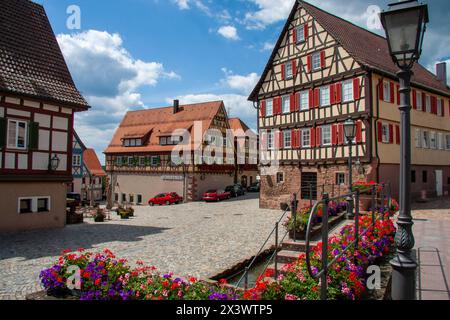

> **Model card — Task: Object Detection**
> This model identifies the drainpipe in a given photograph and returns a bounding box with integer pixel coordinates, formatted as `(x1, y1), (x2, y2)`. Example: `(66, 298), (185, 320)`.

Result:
(374, 78), (382, 183)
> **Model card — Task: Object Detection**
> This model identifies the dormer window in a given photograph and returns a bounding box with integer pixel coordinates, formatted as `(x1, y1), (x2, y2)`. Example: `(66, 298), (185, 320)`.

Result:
(160, 136), (182, 146)
(123, 138), (142, 147)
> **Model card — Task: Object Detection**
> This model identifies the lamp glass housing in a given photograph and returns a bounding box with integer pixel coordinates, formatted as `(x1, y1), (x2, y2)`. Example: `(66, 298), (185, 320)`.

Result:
(344, 119), (356, 141)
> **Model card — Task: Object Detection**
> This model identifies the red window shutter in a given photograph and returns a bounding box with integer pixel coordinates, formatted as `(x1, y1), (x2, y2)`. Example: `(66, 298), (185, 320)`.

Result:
(412, 90), (417, 109)
(290, 94), (296, 113)
(309, 89), (314, 109)
(422, 93), (426, 112)
(330, 84), (336, 105)
(293, 28), (297, 44)
(356, 121), (363, 143)
(298, 129), (302, 147)
(314, 88), (320, 108)
(336, 82), (342, 104)
(311, 128), (316, 147)
(291, 129), (296, 148)
(260, 100), (266, 117)
(304, 24), (309, 38)
(338, 124), (344, 145)
(377, 122), (383, 142)
(431, 97), (437, 114)
(390, 82), (395, 103)
(307, 55), (312, 72)
(292, 60), (297, 79)
(395, 125), (400, 145)
(389, 124), (394, 144)
(320, 51), (325, 68)
(332, 125), (338, 145)
(379, 82), (384, 101)
(353, 78), (361, 100)
(281, 64), (285, 80)
(277, 97), (282, 114)
(278, 131), (283, 149)
(316, 127), (322, 146)
(396, 84), (400, 105)
(273, 97), (278, 114)
(295, 93), (300, 111)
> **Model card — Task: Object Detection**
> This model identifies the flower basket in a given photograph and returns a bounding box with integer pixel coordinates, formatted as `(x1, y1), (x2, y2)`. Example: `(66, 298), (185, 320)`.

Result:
(358, 196), (372, 212)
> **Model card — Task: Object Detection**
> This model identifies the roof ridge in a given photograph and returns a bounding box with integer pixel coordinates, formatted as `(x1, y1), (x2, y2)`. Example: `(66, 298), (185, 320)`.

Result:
(126, 100), (224, 114)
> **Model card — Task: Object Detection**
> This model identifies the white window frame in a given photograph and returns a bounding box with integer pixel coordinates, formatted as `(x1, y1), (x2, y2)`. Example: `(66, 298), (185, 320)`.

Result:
(285, 62), (293, 79)
(437, 99), (443, 116)
(18, 196), (51, 214)
(422, 131), (429, 149)
(267, 131), (274, 150)
(282, 95), (290, 114)
(276, 172), (285, 184)
(320, 86), (330, 107)
(321, 125), (332, 146)
(300, 90), (309, 111)
(383, 81), (391, 103)
(416, 91), (423, 111)
(266, 99), (274, 117)
(297, 25), (305, 43)
(124, 139), (130, 147)
(382, 124), (390, 144)
(302, 129), (310, 148)
(151, 156), (160, 166)
(430, 132), (437, 149)
(438, 133), (444, 150)
(342, 80), (354, 103)
(72, 154), (81, 166)
(283, 131), (292, 149)
(312, 52), (321, 71)
(7, 119), (28, 150)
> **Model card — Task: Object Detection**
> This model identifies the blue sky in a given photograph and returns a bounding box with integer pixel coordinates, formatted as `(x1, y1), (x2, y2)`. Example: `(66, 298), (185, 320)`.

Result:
(35, 0), (450, 163)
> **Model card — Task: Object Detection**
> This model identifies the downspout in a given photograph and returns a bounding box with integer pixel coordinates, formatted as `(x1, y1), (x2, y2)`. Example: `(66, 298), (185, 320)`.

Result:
(374, 77), (382, 183)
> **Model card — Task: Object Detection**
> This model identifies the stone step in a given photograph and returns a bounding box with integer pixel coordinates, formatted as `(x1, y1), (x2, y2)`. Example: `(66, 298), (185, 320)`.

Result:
(266, 263), (290, 275)
(276, 250), (303, 264)
(282, 240), (317, 252)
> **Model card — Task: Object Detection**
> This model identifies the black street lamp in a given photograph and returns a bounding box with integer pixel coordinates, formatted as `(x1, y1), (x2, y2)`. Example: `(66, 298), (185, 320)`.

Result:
(48, 154), (60, 171)
(380, 0), (429, 300)
(344, 117), (356, 219)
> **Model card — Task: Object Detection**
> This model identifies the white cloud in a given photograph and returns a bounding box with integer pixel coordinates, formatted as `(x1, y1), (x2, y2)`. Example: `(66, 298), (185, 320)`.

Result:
(57, 29), (179, 159)
(173, 0), (189, 10)
(222, 68), (259, 95)
(218, 25), (240, 40)
(262, 41), (275, 51)
(244, 0), (295, 29)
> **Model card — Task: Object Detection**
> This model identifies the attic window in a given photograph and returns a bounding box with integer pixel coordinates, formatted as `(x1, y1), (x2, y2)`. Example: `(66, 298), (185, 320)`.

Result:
(160, 136), (182, 146)
(123, 139), (142, 147)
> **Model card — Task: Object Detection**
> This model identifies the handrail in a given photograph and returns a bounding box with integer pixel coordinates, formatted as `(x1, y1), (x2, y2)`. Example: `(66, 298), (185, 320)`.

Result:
(304, 183), (391, 300)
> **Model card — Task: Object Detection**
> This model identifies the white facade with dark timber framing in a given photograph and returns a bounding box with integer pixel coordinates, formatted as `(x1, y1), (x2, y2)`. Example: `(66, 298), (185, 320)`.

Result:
(250, 0), (450, 209)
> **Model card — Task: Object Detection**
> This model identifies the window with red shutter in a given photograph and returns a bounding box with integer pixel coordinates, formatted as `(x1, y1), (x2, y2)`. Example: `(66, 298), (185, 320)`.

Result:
(320, 51), (325, 68)
(338, 124), (344, 145)
(292, 28), (297, 44)
(395, 125), (400, 145)
(390, 82), (395, 104)
(396, 84), (400, 105)
(314, 88), (320, 108)
(353, 78), (361, 100)
(389, 124), (394, 143)
(290, 94), (296, 113)
(412, 90), (417, 109)
(332, 125), (338, 145)
(330, 84), (336, 105)
(307, 55), (312, 72)
(281, 64), (285, 80)
(292, 60), (297, 79)
(304, 24), (309, 38)
(260, 100), (266, 117)
(336, 82), (342, 104)
(295, 93), (300, 112)
(309, 89), (314, 109)
(379, 82), (384, 101)
(377, 122), (383, 142)
(316, 127), (322, 147)
(356, 121), (363, 143)
(311, 128), (316, 147)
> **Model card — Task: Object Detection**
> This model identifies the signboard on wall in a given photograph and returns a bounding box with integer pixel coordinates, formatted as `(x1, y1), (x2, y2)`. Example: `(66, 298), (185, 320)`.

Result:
(162, 175), (184, 181)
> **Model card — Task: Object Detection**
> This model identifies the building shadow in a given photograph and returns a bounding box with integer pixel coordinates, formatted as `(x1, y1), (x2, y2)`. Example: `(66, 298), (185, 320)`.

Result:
(0, 223), (170, 261)
(412, 196), (450, 211)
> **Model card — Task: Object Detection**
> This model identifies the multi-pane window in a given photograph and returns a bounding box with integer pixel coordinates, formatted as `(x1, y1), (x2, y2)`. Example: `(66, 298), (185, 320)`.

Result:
(312, 52), (321, 70)
(415, 129), (421, 148)
(422, 131), (429, 149)
(124, 139), (142, 147)
(18, 197), (50, 214)
(139, 157), (146, 166)
(285, 62), (293, 79)
(7, 119), (27, 150)
(302, 129), (310, 148)
(321, 126), (332, 146)
(72, 155), (81, 166)
(425, 95), (431, 113)
(300, 91), (309, 111)
(266, 99), (274, 116)
(430, 132), (437, 149)
(342, 80), (354, 102)
(301, 172), (317, 200)
(437, 99), (443, 116)
(283, 131), (292, 149)
(382, 124), (390, 143)
(276, 172), (285, 184)
(297, 25), (305, 43)
(320, 86), (330, 107)
(151, 156), (160, 166)
(116, 156), (123, 166)
(19, 199), (32, 214)
(137, 195), (143, 205)
(267, 131), (274, 150)
(336, 173), (346, 185)
(416, 92), (423, 111)
(383, 81), (391, 102)
(37, 198), (50, 212)
(282, 95), (290, 113)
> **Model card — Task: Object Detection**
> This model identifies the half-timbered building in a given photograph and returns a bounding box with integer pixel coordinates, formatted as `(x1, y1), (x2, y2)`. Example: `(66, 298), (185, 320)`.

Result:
(0, 0), (89, 232)
(249, 0), (450, 209)
(105, 100), (258, 204)
(70, 131), (87, 196)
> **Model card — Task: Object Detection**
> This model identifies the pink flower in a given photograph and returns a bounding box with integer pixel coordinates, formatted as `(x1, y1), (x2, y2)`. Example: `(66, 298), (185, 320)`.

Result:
(285, 294), (299, 300)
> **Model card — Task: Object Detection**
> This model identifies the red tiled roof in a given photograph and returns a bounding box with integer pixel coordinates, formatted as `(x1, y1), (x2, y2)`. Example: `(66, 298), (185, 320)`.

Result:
(83, 149), (106, 177)
(104, 101), (225, 154)
(249, 0), (450, 101)
(0, 0), (89, 109)
(228, 118), (251, 133)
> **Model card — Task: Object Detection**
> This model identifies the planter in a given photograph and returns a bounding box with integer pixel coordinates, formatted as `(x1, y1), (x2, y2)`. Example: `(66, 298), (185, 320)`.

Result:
(358, 196), (373, 211)
(288, 212), (346, 241)
(94, 216), (105, 223)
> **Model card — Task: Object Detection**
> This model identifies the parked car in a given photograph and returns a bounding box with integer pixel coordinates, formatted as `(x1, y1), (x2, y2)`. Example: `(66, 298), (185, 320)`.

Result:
(148, 193), (183, 206)
(67, 193), (82, 207)
(225, 184), (246, 198)
(247, 182), (260, 193)
(203, 190), (231, 202)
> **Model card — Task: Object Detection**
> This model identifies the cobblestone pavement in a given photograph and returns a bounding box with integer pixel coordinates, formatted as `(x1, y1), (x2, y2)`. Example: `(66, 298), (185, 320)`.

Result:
(0, 194), (281, 300)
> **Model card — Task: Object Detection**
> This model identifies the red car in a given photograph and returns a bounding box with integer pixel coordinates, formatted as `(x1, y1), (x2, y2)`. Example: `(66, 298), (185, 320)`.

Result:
(148, 193), (183, 206)
(203, 190), (231, 202)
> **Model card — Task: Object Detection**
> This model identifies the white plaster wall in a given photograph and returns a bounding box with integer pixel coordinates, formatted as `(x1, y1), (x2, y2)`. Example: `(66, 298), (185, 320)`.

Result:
(53, 116), (68, 130)
(34, 114), (51, 128)
(38, 129), (50, 151)
(32, 152), (49, 170)
(18, 154), (28, 170)
(5, 153), (15, 169)
(52, 131), (68, 152)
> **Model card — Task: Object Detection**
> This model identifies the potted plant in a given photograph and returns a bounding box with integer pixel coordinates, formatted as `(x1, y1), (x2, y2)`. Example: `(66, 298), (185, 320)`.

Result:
(94, 208), (105, 223)
(119, 210), (130, 220)
(284, 208), (311, 240)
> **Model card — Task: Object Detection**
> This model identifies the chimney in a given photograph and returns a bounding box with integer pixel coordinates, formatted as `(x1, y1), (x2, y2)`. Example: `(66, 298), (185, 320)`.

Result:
(436, 62), (447, 86)
(173, 99), (180, 114)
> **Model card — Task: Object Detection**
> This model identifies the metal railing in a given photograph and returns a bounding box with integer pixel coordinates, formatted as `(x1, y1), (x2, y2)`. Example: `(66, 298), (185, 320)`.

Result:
(305, 183), (392, 300)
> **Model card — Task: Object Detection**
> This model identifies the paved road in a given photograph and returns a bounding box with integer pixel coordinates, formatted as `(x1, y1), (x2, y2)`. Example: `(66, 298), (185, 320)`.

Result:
(0, 193), (281, 300)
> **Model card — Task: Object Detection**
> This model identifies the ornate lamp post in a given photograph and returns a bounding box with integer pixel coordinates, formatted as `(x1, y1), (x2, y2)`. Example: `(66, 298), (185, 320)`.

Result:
(380, 0), (429, 300)
(48, 154), (60, 171)
(343, 117), (356, 219)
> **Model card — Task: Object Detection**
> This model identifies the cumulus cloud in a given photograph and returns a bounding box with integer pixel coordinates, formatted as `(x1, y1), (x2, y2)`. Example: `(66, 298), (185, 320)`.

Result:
(262, 41), (275, 51)
(173, 0), (189, 10)
(244, 0), (296, 29)
(218, 26), (240, 40)
(221, 68), (259, 95)
(57, 29), (178, 160)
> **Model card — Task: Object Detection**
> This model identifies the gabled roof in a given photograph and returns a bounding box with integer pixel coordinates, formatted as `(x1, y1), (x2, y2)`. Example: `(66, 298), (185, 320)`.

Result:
(83, 149), (106, 177)
(104, 101), (226, 154)
(0, 0), (89, 109)
(228, 118), (251, 133)
(249, 0), (450, 101)
(73, 130), (87, 151)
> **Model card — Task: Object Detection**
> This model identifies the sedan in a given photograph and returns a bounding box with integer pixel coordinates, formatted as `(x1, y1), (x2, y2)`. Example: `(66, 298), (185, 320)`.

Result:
(247, 182), (260, 193)
(225, 185), (246, 198)
(148, 193), (183, 206)
(203, 190), (231, 202)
